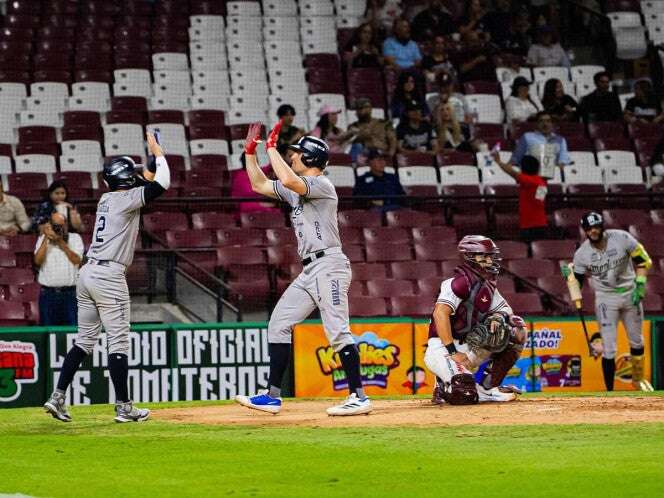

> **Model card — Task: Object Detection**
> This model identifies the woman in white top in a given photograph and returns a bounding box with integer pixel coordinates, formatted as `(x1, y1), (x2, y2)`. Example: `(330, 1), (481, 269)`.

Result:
(505, 76), (539, 123)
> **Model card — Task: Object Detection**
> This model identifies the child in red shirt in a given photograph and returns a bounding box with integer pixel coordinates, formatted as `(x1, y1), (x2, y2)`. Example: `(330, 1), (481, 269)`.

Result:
(493, 154), (549, 242)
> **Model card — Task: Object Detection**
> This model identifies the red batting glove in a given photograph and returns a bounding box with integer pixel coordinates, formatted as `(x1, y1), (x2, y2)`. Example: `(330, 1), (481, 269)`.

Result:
(244, 122), (262, 155)
(265, 120), (283, 150)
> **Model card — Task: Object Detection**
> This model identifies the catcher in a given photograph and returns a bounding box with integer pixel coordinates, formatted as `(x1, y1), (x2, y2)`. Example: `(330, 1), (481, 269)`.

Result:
(424, 235), (527, 405)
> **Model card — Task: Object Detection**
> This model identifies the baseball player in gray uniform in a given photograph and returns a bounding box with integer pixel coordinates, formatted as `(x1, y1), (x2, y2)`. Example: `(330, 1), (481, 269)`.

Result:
(570, 211), (653, 391)
(44, 132), (170, 422)
(235, 120), (372, 416)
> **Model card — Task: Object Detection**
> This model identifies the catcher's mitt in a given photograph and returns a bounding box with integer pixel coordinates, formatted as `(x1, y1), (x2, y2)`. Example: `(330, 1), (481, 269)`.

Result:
(466, 314), (511, 353)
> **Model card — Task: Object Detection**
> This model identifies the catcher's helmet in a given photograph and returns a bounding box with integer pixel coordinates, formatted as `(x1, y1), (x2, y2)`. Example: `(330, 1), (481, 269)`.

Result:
(288, 136), (329, 168)
(458, 235), (502, 275)
(580, 211), (603, 230)
(102, 156), (144, 191)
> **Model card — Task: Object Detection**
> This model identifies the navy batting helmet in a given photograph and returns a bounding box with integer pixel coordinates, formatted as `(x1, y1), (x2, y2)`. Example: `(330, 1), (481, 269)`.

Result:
(102, 156), (144, 191)
(580, 211), (603, 230)
(288, 136), (329, 169)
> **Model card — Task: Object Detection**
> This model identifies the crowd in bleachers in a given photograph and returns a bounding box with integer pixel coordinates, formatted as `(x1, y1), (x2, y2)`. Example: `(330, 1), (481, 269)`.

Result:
(0, 0), (663, 321)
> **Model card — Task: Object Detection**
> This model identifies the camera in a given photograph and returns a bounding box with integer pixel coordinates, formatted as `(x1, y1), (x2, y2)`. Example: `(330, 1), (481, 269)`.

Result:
(51, 223), (64, 237)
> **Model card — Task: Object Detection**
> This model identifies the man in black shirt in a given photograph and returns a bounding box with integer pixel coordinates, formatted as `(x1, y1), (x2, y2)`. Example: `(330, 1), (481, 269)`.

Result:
(353, 148), (406, 211)
(579, 71), (622, 123)
(396, 100), (437, 153)
(412, 0), (455, 42)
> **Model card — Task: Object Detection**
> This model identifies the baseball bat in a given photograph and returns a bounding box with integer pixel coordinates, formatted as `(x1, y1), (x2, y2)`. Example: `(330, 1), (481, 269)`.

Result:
(561, 262), (595, 358)
(153, 128), (161, 145)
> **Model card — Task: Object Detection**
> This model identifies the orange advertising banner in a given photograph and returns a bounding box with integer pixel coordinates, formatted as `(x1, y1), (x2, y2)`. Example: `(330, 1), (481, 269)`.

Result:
(293, 322), (421, 397)
(505, 320), (652, 392)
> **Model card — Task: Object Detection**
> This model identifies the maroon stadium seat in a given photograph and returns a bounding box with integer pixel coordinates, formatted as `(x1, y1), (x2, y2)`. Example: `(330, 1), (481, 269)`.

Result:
(501, 293), (545, 315)
(437, 150), (475, 166)
(464, 80), (500, 95)
(8, 173), (48, 194)
(389, 296), (433, 317)
(339, 226), (363, 245)
(554, 208), (590, 237)
(142, 212), (189, 233)
(348, 281), (367, 297)
(0, 249), (17, 267)
(111, 96), (148, 113)
(189, 125), (228, 140)
(182, 170), (228, 189)
(588, 121), (625, 139)
(385, 209), (433, 228)
(594, 136), (632, 152)
(396, 152), (435, 167)
(240, 211), (286, 229)
(338, 209), (382, 228)
(105, 110), (146, 126)
(0, 267), (35, 284)
(7, 282), (40, 302)
(63, 111), (102, 128)
(601, 209), (651, 230)
(390, 260), (439, 280)
(216, 246), (265, 266)
(417, 277), (443, 299)
(16, 142), (59, 156)
(414, 242), (459, 261)
(18, 126), (57, 144)
(165, 230), (214, 248)
(366, 279), (415, 298)
(349, 296), (388, 317)
(190, 155), (228, 171)
(362, 227), (411, 245)
(148, 110), (185, 124)
(343, 243), (365, 262)
(411, 225), (457, 244)
(450, 213), (488, 236)
(507, 259), (556, 278)
(192, 212), (236, 230)
(216, 228), (264, 247)
(366, 243), (412, 262)
(530, 240), (577, 260)
(189, 110), (225, 128)
(0, 301), (29, 326)
(352, 263), (388, 280)
(642, 293), (662, 314)
(494, 240), (528, 260)
(536, 276), (568, 297)
(266, 245), (300, 265)
(328, 153), (352, 166)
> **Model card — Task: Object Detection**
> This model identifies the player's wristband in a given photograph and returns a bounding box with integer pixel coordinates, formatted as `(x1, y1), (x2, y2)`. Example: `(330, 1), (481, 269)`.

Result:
(444, 342), (457, 355)
(635, 275), (647, 285)
(244, 140), (258, 155)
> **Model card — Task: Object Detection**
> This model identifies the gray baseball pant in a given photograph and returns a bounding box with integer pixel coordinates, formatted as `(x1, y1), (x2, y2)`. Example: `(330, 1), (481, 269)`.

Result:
(595, 291), (644, 360)
(268, 253), (355, 352)
(74, 261), (131, 355)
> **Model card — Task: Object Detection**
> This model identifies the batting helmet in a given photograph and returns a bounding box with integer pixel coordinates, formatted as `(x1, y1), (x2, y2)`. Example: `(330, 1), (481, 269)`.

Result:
(458, 235), (502, 275)
(288, 136), (329, 169)
(102, 156), (145, 191)
(580, 211), (603, 230)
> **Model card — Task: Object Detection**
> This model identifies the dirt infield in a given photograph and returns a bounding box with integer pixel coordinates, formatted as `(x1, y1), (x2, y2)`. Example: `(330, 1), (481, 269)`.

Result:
(154, 396), (664, 427)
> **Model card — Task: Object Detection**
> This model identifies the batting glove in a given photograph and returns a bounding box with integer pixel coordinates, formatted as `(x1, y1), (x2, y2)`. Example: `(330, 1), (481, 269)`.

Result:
(244, 122), (262, 155)
(632, 275), (647, 305)
(266, 120), (283, 150)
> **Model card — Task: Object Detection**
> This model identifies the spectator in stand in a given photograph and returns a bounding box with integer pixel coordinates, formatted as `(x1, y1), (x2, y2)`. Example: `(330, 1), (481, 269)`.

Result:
(541, 78), (578, 122)
(579, 71), (622, 123)
(348, 97), (397, 162)
(481, 0), (514, 48)
(366, 0), (403, 35)
(435, 102), (469, 150)
(382, 17), (422, 70)
(231, 152), (280, 215)
(493, 154), (550, 242)
(527, 26), (570, 67)
(276, 104), (305, 147)
(346, 22), (383, 68)
(650, 134), (664, 184)
(31, 180), (83, 234)
(411, 0), (455, 41)
(353, 148), (406, 211)
(624, 79), (664, 124)
(500, 9), (532, 57)
(458, 0), (489, 40)
(505, 76), (540, 123)
(421, 35), (457, 84)
(453, 30), (496, 83)
(0, 183), (30, 237)
(34, 212), (83, 326)
(396, 100), (438, 153)
(511, 111), (571, 179)
(431, 71), (470, 127)
(390, 71), (428, 119)
(309, 105), (356, 153)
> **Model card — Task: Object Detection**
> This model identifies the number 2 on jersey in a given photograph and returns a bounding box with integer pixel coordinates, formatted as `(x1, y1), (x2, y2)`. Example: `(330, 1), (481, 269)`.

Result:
(95, 216), (106, 243)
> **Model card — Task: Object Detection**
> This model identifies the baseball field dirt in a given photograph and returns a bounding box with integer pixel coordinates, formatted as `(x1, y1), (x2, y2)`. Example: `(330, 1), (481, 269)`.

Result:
(154, 396), (664, 427)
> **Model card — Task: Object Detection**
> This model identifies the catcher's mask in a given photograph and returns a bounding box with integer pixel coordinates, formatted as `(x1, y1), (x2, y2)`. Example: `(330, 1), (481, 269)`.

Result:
(457, 235), (502, 276)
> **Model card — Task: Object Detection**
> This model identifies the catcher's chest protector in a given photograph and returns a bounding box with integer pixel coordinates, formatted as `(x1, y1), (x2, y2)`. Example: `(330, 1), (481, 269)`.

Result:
(428, 264), (496, 340)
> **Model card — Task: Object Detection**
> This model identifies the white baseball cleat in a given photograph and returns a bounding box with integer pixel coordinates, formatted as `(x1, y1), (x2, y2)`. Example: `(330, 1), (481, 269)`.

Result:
(476, 385), (517, 402)
(326, 393), (373, 416)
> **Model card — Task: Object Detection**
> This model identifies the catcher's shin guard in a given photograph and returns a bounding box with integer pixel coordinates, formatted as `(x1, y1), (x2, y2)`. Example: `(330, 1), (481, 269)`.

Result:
(631, 355), (654, 392)
(444, 374), (479, 405)
(481, 345), (521, 389)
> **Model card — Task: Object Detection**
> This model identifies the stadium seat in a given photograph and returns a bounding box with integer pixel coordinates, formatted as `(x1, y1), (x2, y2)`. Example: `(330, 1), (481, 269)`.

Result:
(366, 243), (412, 262)
(602, 209), (651, 229)
(192, 212), (237, 230)
(165, 230), (215, 248)
(349, 296), (388, 317)
(411, 226), (457, 244)
(501, 293), (545, 315)
(508, 259), (557, 278)
(530, 240), (577, 260)
(338, 210), (382, 228)
(389, 296), (433, 317)
(143, 212), (189, 234)
(414, 242), (460, 262)
(390, 261), (439, 280)
(366, 279), (416, 298)
(216, 228), (264, 247)
(362, 227), (411, 245)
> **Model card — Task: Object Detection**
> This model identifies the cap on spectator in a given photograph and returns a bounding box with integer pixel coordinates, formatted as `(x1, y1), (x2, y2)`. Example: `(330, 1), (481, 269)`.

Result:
(367, 148), (385, 160)
(511, 76), (531, 92)
(353, 97), (372, 110)
(437, 71), (454, 87)
(404, 99), (420, 112)
(317, 104), (342, 117)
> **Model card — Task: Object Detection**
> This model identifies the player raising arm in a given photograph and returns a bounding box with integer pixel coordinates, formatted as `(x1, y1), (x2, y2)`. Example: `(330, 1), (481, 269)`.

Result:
(235, 121), (372, 416)
(44, 132), (170, 423)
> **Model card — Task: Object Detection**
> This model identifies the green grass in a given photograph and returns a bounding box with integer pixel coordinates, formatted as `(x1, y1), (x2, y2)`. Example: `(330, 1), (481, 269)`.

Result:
(2, 395), (664, 498)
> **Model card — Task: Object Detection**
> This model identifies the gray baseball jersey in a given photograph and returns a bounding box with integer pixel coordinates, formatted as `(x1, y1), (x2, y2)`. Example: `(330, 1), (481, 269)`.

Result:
(87, 187), (145, 267)
(272, 175), (341, 258)
(268, 175), (354, 352)
(573, 229), (639, 294)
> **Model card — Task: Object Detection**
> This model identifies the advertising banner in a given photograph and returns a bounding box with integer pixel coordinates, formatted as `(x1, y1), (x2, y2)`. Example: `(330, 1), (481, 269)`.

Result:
(293, 322), (421, 397)
(505, 320), (652, 392)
